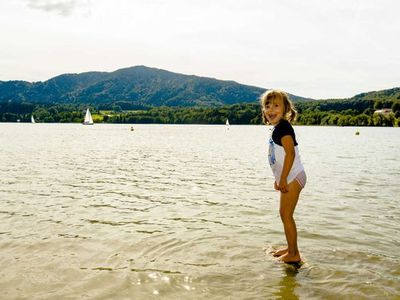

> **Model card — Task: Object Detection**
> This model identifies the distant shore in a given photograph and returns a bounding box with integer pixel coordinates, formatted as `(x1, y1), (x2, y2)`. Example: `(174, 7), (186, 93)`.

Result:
(1, 101), (399, 127)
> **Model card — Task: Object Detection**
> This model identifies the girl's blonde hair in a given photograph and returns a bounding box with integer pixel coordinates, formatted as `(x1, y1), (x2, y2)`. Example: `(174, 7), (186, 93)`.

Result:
(260, 89), (297, 124)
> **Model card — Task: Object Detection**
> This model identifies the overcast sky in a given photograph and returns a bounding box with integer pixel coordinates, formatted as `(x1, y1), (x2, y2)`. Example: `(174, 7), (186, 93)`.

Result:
(1, 0), (399, 99)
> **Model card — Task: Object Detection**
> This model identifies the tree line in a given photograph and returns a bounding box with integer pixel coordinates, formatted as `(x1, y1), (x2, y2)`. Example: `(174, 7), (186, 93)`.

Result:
(1, 98), (399, 126)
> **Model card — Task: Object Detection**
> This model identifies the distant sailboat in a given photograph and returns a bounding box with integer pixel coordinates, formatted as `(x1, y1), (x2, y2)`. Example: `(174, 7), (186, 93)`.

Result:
(83, 108), (94, 125)
(31, 115), (36, 123)
(226, 119), (230, 126)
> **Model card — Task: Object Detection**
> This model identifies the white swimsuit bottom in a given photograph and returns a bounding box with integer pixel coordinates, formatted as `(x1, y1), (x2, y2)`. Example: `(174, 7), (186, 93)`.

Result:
(294, 170), (307, 189)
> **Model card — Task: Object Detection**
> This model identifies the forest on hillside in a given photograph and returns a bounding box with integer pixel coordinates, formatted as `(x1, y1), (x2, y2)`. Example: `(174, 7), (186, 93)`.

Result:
(1, 97), (399, 126)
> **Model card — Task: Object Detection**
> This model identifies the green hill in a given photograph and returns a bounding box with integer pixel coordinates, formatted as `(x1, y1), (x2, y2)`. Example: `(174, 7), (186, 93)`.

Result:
(0, 65), (312, 106)
(349, 87), (400, 102)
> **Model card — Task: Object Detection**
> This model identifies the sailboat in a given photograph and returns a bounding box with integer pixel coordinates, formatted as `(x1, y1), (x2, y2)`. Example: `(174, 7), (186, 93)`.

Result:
(83, 108), (94, 125)
(226, 119), (230, 126)
(31, 115), (36, 123)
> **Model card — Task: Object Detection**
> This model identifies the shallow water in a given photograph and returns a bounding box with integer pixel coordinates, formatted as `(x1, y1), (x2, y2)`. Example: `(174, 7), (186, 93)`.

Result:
(0, 123), (399, 299)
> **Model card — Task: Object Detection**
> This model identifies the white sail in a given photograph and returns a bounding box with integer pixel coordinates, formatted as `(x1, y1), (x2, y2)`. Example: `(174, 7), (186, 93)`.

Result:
(31, 115), (35, 123)
(226, 119), (230, 126)
(83, 108), (94, 125)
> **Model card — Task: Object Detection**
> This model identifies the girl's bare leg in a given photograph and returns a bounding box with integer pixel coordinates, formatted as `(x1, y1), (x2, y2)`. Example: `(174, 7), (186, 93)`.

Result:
(278, 180), (302, 263)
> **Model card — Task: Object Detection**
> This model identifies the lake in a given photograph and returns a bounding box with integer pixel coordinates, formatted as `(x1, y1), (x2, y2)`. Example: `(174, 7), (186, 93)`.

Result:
(0, 123), (399, 299)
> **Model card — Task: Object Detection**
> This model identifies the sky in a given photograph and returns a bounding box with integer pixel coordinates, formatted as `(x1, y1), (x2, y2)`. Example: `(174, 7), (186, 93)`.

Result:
(0, 0), (399, 99)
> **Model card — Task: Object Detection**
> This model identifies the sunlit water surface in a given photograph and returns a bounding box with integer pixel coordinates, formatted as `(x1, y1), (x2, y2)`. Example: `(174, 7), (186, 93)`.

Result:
(0, 123), (399, 299)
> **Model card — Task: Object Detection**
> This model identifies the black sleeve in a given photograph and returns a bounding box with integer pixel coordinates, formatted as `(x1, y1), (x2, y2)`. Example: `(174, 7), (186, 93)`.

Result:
(272, 120), (298, 146)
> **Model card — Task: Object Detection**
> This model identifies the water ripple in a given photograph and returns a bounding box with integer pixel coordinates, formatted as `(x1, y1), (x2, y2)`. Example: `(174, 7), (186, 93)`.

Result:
(0, 124), (399, 299)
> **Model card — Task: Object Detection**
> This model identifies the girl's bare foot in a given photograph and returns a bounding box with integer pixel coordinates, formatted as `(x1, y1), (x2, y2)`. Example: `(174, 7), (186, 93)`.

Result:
(278, 252), (301, 263)
(272, 248), (288, 257)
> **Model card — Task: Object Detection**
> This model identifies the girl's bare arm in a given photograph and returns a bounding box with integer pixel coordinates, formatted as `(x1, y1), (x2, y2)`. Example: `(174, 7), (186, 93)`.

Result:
(279, 135), (296, 193)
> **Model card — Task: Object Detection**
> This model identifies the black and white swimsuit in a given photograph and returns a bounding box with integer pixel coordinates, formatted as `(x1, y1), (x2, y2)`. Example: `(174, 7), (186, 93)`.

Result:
(268, 120), (306, 188)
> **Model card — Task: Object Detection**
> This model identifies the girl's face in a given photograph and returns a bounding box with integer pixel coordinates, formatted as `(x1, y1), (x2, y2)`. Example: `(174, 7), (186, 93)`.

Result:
(264, 98), (285, 125)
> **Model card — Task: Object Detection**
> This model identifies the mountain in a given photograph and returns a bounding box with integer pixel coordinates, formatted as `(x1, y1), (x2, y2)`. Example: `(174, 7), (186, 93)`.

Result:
(349, 87), (400, 102)
(0, 66), (313, 106)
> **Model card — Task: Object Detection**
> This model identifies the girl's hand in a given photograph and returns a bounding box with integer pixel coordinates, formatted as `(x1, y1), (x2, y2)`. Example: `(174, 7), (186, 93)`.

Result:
(278, 178), (289, 193)
(274, 181), (279, 190)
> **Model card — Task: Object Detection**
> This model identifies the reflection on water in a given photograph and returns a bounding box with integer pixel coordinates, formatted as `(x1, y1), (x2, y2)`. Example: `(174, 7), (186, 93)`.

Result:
(0, 124), (399, 299)
(274, 266), (300, 300)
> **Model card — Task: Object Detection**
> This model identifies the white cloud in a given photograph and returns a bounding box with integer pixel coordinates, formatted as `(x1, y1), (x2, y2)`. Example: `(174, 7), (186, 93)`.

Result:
(25, 0), (91, 16)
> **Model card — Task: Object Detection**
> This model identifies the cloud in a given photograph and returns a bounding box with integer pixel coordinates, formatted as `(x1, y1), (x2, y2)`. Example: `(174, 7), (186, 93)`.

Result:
(25, 0), (91, 16)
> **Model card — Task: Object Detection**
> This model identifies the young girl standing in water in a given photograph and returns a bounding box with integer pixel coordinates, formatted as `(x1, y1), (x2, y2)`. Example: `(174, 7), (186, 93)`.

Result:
(261, 90), (306, 263)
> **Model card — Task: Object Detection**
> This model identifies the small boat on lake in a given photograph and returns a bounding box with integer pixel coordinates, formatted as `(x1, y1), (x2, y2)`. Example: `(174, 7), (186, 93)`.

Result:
(83, 108), (94, 125)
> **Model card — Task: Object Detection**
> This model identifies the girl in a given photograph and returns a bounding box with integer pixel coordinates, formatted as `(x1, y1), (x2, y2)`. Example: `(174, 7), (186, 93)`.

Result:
(261, 90), (306, 263)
